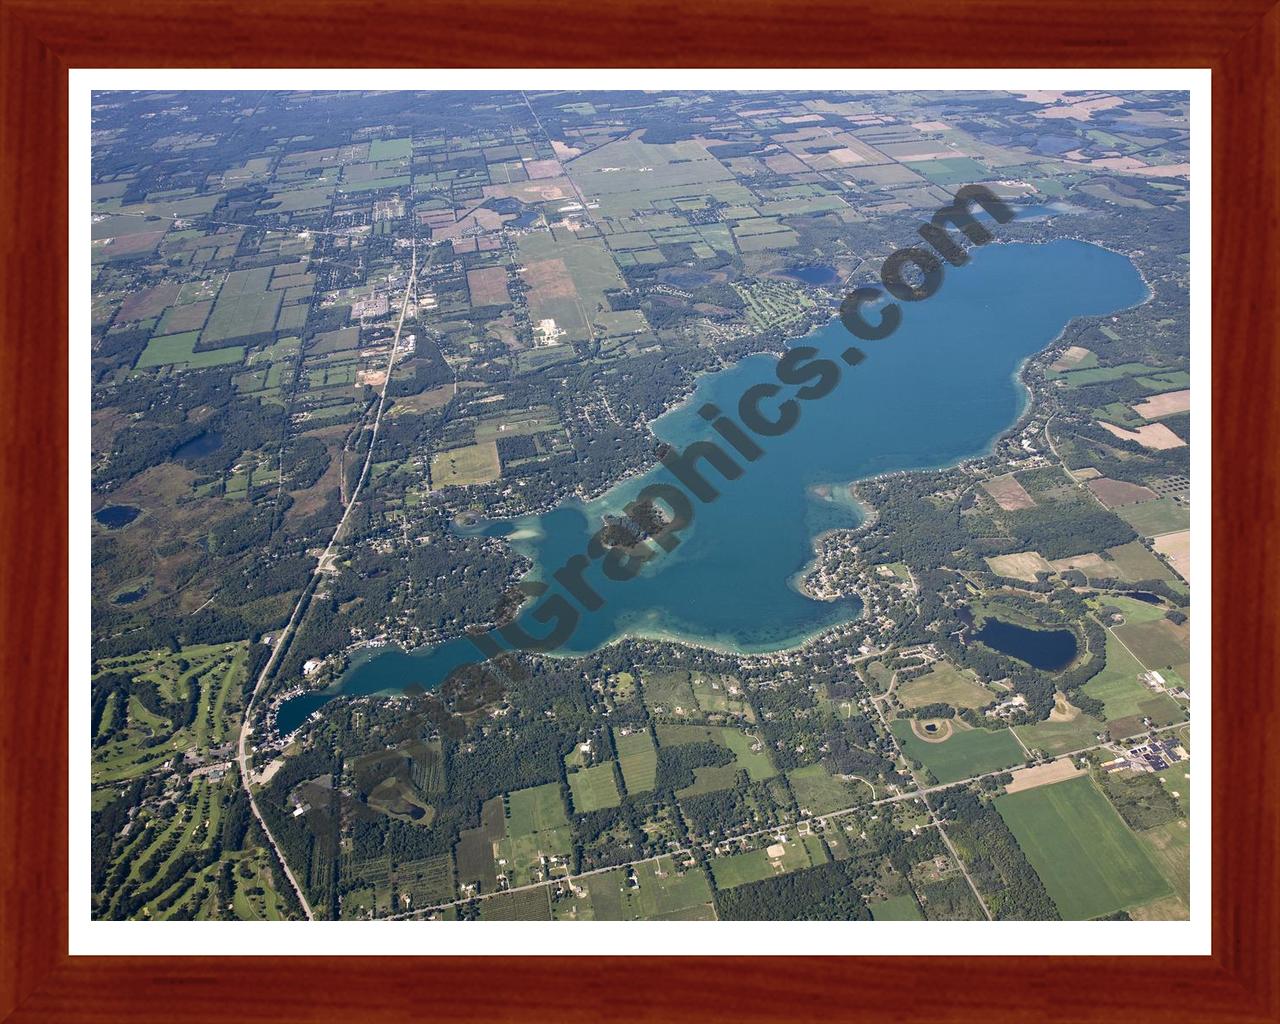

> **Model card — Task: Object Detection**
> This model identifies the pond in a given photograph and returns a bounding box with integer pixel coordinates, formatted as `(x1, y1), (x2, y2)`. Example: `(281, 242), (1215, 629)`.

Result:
(971, 616), (1078, 671)
(94, 505), (141, 529)
(781, 264), (839, 287)
(173, 430), (223, 460)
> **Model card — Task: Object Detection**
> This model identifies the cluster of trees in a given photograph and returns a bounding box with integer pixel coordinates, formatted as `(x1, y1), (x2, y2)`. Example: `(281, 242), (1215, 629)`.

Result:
(714, 858), (872, 921)
(1096, 768), (1184, 831)
(653, 742), (735, 792)
(933, 788), (1059, 920)
(1003, 499), (1137, 561)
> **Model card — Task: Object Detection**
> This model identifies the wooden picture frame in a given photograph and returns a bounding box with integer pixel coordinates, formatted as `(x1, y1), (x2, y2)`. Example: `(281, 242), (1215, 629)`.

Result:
(2, 1), (1275, 1019)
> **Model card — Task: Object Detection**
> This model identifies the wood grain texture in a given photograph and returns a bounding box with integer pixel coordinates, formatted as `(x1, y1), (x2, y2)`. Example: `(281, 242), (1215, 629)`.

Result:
(0, 0), (1276, 1020)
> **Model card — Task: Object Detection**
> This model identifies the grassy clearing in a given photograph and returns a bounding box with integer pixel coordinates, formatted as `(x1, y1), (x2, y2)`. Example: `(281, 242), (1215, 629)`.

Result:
(870, 893), (924, 921)
(656, 722), (775, 787)
(787, 763), (863, 816)
(429, 441), (500, 489)
(891, 720), (1025, 784)
(718, 728), (776, 782)
(897, 662), (993, 710)
(582, 856), (715, 920)
(1080, 630), (1183, 725)
(1014, 709), (1105, 757)
(710, 834), (828, 890)
(1113, 618), (1189, 675)
(996, 776), (1170, 919)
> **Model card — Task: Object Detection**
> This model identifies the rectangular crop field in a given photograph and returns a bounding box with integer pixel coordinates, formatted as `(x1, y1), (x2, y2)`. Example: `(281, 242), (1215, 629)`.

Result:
(981, 474), (1036, 510)
(477, 887), (552, 921)
(985, 551), (1052, 582)
(567, 762), (621, 813)
(613, 728), (657, 794)
(996, 776), (1171, 919)
(455, 795), (504, 893)
(1112, 618), (1190, 675)
(202, 290), (282, 345)
(506, 782), (568, 836)
(430, 441), (500, 489)
(1105, 540), (1176, 582)
(1116, 498), (1191, 537)
(135, 332), (244, 370)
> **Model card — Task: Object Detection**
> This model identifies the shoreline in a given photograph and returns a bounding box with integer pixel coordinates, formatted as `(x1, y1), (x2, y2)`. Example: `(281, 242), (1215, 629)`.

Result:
(316, 237), (1153, 701)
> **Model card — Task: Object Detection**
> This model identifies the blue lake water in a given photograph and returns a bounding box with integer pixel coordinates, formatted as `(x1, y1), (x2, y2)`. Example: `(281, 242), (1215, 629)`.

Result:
(94, 504), (141, 528)
(782, 264), (839, 287)
(275, 239), (1148, 734)
(971, 617), (1079, 671)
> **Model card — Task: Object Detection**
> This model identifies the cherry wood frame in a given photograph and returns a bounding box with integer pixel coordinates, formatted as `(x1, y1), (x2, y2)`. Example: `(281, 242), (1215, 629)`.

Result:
(2, 1), (1276, 1020)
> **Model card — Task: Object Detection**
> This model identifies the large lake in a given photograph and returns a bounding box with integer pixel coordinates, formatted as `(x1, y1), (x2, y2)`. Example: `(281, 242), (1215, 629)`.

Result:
(276, 239), (1148, 734)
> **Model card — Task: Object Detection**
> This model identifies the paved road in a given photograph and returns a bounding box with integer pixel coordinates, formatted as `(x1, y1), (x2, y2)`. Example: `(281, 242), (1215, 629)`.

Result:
(235, 240), (419, 920)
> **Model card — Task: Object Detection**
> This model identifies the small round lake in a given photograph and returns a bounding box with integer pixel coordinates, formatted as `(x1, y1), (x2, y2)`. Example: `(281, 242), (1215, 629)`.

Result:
(173, 430), (223, 460)
(971, 617), (1078, 671)
(94, 505), (141, 529)
(781, 264), (839, 287)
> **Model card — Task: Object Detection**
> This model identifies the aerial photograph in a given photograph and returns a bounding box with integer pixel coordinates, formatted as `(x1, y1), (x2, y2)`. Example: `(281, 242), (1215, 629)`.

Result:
(88, 88), (1192, 924)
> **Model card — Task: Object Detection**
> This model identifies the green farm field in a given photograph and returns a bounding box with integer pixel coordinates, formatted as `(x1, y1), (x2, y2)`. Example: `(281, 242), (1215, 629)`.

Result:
(1104, 540), (1176, 582)
(1081, 629), (1185, 726)
(1014, 707), (1105, 757)
(567, 762), (621, 813)
(996, 776), (1171, 919)
(1116, 498), (1191, 537)
(135, 331), (244, 370)
(430, 441), (501, 489)
(583, 856), (715, 921)
(613, 728), (657, 794)
(710, 834), (827, 890)
(891, 720), (1025, 784)
(506, 782), (568, 835)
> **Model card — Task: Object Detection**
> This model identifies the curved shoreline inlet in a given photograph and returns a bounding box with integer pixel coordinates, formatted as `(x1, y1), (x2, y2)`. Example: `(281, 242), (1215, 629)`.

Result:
(276, 239), (1149, 734)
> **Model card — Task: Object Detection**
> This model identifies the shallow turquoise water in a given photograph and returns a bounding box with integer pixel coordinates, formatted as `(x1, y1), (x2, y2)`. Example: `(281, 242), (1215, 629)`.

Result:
(275, 239), (1147, 733)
